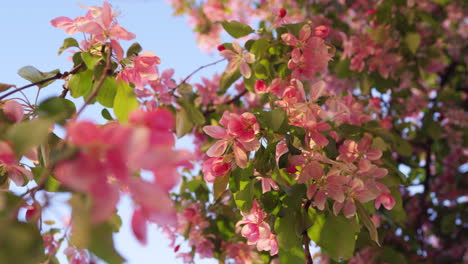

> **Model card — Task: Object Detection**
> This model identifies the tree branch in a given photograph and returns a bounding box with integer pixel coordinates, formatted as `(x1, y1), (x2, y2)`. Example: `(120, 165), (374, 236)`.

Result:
(0, 63), (83, 101)
(176, 58), (226, 89)
(204, 89), (248, 115)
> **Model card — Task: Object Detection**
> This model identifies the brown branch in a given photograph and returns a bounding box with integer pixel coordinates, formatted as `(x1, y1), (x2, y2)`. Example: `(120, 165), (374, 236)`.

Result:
(303, 200), (313, 264)
(204, 89), (248, 115)
(176, 58), (226, 89)
(0, 63), (83, 101)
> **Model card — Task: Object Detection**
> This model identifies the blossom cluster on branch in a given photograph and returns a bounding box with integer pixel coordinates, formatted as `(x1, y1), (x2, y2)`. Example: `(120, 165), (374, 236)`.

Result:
(0, 0), (466, 264)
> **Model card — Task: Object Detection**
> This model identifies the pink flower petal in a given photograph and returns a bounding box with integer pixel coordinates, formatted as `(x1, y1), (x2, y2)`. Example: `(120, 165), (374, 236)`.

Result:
(132, 209), (148, 245)
(203, 126), (227, 139)
(206, 140), (228, 157)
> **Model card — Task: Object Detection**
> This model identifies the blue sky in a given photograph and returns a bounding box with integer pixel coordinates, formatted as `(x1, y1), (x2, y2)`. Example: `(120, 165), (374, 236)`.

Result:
(1, 1), (224, 263)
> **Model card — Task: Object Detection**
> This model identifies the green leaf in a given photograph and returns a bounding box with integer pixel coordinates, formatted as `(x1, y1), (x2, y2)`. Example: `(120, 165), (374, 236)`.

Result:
(405, 32), (421, 54)
(126, 42), (142, 57)
(282, 22), (308, 38)
(230, 166), (255, 212)
(219, 69), (241, 94)
(113, 81), (139, 122)
(81, 52), (102, 70)
(68, 69), (94, 98)
(213, 173), (230, 201)
(393, 135), (412, 157)
(427, 120), (442, 140)
(387, 187), (407, 225)
(176, 108), (193, 138)
(17, 66), (60, 88)
(0, 83), (15, 92)
(428, 0), (452, 6)
(0, 221), (45, 264)
(270, 108), (286, 132)
(7, 118), (53, 157)
(177, 98), (205, 125)
(337, 123), (363, 140)
(379, 247), (407, 264)
(308, 210), (360, 261)
(96, 77), (117, 108)
(335, 59), (352, 78)
(356, 201), (380, 246)
(275, 209), (305, 264)
(360, 75), (373, 95)
(101, 108), (113, 120)
(89, 223), (125, 264)
(31, 167), (60, 192)
(250, 38), (269, 58)
(221, 21), (254, 38)
(58, 37), (79, 55)
(37, 97), (76, 124)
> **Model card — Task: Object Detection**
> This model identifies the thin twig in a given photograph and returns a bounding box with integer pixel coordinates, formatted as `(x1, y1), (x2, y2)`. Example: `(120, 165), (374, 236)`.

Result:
(0, 63), (83, 101)
(204, 89), (248, 115)
(75, 46), (112, 117)
(176, 58), (226, 89)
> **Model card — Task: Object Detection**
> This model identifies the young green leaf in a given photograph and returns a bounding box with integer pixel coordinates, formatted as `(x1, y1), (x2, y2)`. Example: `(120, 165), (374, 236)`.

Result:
(17, 66), (60, 88)
(58, 37), (79, 55)
(221, 21), (254, 38)
(68, 69), (94, 98)
(356, 201), (380, 246)
(113, 81), (139, 122)
(405, 32), (421, 54)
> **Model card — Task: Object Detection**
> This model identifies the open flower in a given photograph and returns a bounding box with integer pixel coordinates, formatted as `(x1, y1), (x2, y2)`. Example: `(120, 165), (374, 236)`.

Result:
(220, 42), (255, 78)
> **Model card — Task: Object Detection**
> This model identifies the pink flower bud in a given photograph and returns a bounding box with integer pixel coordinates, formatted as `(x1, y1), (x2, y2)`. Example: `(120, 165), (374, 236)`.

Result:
(254, 80), (268, 93)
(375, 193), (396, 210)
(2, 100), (24, 123)
(313, 25), (330, 38)
(278, 8), (287, 18)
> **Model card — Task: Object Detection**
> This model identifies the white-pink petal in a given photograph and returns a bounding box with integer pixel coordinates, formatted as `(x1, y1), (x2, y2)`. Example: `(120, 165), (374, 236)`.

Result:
(206, 140), (229, 157)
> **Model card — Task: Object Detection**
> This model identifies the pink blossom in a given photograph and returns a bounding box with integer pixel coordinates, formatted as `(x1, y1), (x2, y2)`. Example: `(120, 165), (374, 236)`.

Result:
(202, 157), (232, 183)
(118, 51), (160, 89)
(254, 79), (268, 93)
(236, 201), (278, 255)
(131, 209), (148, 245)
(338, 133), (382, 163)
(220, 42), (255, 78)
(314, 25), (330, 38)
(260, 177), (279, 193)
(224, 241), (262, 264)
(0, 141), (33, 186)
(195, 74), (222, 106)
(203, 111), (260, 168)
(301, 36), (333, 79)
(2, 100), (24, 123)
(375, 193), (396, 210)
(282, 24), (311, 57)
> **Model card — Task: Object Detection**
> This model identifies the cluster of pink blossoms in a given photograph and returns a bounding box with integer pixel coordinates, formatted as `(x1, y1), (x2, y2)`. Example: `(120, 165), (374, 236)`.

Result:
(276, 132), (395, 218)
(163, 203), (215, 263)
(236, 201), (278, 256)
(0, 101), (34, 186)
(282, 24), (333, 81)
(202, 111), (260, 182)
(340, 29), (402, 79)
(51, 1), (135, 60)
(51, 1), (177, 107)
(54, 108), (192, 243)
